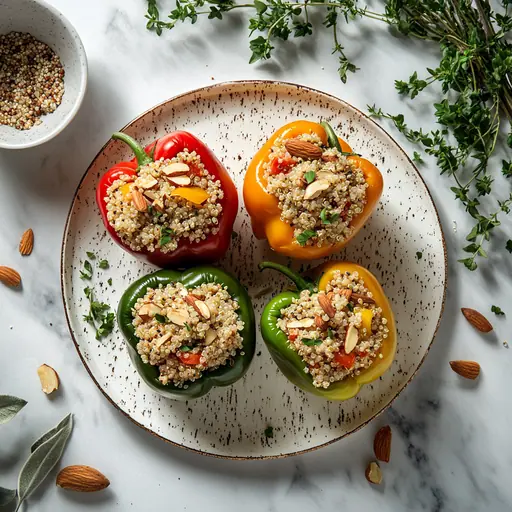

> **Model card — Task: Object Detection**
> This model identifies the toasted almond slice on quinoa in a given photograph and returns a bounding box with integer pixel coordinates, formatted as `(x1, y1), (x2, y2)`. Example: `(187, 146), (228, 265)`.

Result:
(167, 175), (191, 186)
(142, 190), (157, 201)
(155, 332), (172, 348)
(351, 293), (376, 304)
(168, 311), (189, 326)
(162, 162), (190, 176)
(205, 328), (217, 344)
(344, 324), (359, 354)
(316, 171), (336, 181)
(139, 177), (158, 189)
(304, 179), (330, 200)
(287, 318), (315, 329)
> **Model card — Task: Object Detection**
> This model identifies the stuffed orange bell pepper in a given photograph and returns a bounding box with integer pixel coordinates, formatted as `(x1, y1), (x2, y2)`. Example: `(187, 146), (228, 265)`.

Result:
(243, 120), (383, 259)
(259, 260), (396, 401)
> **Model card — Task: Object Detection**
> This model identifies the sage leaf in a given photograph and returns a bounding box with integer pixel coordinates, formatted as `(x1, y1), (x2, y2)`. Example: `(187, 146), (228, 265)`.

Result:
(31, 414), (71, 453)
(16, 414), (73, 510)
(0, 395), (27, 425)
(0, 487), (16, 506)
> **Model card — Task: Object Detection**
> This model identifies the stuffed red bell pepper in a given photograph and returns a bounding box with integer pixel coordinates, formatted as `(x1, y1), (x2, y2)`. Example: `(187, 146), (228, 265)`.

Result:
(96, 131), (238, 267)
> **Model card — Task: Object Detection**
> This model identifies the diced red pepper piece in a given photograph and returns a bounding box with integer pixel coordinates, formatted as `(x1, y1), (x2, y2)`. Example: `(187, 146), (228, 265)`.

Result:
(268, 156), (294, 175)
(177, 351), (202, 366)
(334, 351), (356, 369)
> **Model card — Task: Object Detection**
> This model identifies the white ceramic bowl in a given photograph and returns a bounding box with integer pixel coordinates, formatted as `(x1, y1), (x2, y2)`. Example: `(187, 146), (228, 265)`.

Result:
(0, 0), (87, 149)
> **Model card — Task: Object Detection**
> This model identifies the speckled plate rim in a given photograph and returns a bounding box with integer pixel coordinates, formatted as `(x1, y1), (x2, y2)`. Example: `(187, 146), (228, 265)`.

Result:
(60, 80), (448, 460)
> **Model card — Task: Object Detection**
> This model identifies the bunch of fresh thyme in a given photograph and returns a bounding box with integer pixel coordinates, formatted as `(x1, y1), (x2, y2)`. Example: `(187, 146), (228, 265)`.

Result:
(144, 0), (512, 270)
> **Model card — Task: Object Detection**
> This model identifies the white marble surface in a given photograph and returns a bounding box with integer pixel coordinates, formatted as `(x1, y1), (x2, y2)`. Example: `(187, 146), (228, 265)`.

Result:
(1, 1), (511, 511)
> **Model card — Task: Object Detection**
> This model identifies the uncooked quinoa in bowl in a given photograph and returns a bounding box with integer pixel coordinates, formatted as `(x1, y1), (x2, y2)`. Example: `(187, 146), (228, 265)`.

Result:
(265, 132), (368, 247)
(105, 152), (223, 253)
(132, 281), (244, 387)
(278, 269), (389, 389)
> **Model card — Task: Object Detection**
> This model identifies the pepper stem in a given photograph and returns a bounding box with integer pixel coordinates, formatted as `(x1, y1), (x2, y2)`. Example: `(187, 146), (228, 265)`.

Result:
(320, 121), (343, 152)
(112, 132), (153, 168)
(258, 261), (315, 292)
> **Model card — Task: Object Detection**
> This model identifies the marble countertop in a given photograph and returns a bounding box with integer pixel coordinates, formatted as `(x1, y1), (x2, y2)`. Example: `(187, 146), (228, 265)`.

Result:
(1, 1), (511, 511)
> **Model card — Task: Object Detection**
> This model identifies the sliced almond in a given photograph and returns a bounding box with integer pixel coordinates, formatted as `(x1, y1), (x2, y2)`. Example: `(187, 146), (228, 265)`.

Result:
(351, 292), (376, 304)
(168, 311), (189, 326)
(155, 332), (171, 348)
(131, 189), (148, 212)
(284, 139), (323, 160)
(286, 318), (315, 329)
(142, 190), (157, 201)
(318, 294), (336, 318)
(315, 315), (328, 330)
(205, 328), (217, 344)
(316, 171), (336, 181)
(19, 228), (34, 256)
(344, 324), (359, 354)
(152, 199), (165, 213)
(0, 266), (21, 287)
(184, 294), (211, 319)
(167, 175), (191, 186)
(139, 177), (158, 189)
(147, 304), (162, 317)
(57, 465), (110, 492)
(365, 462), (382, 485)
(137, 304), (151, 321)
(162, 162), (190, 176)
(37, 364), (59, 394)
(304, 179), (330, 200)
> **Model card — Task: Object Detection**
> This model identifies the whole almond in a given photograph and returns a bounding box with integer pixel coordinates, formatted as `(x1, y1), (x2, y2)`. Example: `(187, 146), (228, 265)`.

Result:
(374, 425), (392, 462)
(340, 289), (352, 299)
(314, 315), (328, 330)
(449, 360), (480, 380)
(19, 229), (34, 256)
(365, 462), (382, 485)
(284, 139), (323, 160)
(461, 308), (493, 333)
(184, 294), (211, 319)
(0, 266), (21, 287)
(318, 293), (336, 318)
(350, 292), (376, 304)
(57, 465), (110, 492)
(131, 189), (148, 212)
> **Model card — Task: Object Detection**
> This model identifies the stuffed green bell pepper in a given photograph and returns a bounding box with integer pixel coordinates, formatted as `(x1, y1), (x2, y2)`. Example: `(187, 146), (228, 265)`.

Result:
(118, 267), (256, 400)
(259, 261), (396, 401)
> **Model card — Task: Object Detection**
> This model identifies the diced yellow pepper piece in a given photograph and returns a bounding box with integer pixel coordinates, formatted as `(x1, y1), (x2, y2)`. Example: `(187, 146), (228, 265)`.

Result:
(120, 182), (133, 200)
(170, 187), (209, 205)
(355, 308), (373, 338)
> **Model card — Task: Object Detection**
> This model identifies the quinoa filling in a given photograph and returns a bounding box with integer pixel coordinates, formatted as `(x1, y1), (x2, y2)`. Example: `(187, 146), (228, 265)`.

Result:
(264, 132), (368, 247)
(133, 282), (244, 387)
(277, 270), (389, 389)
(105, 151), (224, 253)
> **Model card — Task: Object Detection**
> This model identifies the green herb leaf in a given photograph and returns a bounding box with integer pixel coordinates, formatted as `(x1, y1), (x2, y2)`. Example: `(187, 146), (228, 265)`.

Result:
(98, 259), (109, 269)
(155, 314), (168, 323)
(491, 305), (505, 316)
(80, 260), (93, 280)
(327, 328), (334, 339)
(184, 322), (192, 332)
(347, 302), (354, 312)
(507, 240), (512, 253)
(179, 345), (192, 352)
(412, 151), (424, 164)
(0, 395), (27, 425)
(0, 487), (16, 507)
(302, 338), (322, 346)
(31, 414), (71, 453)
(304, 170), (316, 184)
(320, 208), (340, 225)
(264, 426), (274, 438)
(296, 230), (317, 246)
(159, 226), (175, 247)
(108, 278), (113, 286)
(17, 414), (73, 511)
(416, 251), (423, 260)
(86, 251), (96, 260)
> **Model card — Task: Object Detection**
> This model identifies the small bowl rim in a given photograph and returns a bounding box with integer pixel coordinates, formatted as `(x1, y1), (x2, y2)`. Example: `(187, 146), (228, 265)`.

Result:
(0, 0), (88, 150)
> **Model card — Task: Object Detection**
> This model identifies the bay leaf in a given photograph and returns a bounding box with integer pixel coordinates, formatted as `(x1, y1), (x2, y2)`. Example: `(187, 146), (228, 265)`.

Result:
(0, 486), (16, 506)
(0, 395), (27, 425)
(16, 414), (73, 510)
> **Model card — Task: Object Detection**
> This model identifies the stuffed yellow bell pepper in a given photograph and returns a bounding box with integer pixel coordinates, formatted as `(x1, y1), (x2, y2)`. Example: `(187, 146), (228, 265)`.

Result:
(259, 260), (396, 401)
(243, 120), (383, 259)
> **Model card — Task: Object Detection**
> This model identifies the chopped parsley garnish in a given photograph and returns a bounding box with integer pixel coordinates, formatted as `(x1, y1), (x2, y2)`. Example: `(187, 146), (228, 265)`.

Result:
(491, 305), (505, 316)
(159, 226), (175, 247)
(327, 328), (334, 339)
(83, 286), (115, 340)
(86, 251), (96, 260)
(155, 314), (168, 323)
(148, 205), (163, 218)
(80, 260), (93, 280)
(179, 345), (192, 352)
(107, 278), (113, 286)
(304, 170), (316, 184)
(302, 338), (322, 346)
(184, 322), (192, 332)
(416, 251), (423, 260)
(346, 302), (354, 312)
(264, 426), (274, 438)
(296, 229), (317, 246)
(98, 259), (109, 269)
(320, 208), (340, 225)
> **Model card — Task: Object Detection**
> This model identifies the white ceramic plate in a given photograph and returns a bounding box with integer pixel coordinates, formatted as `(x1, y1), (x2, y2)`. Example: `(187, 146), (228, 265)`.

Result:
(61, 81), (447, 459)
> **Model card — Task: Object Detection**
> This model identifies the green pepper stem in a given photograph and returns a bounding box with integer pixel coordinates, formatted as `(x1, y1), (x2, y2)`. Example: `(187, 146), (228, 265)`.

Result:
(258, 261), (315, 292)
(320, 121), (342, 152)
(112, 132), (153, 168)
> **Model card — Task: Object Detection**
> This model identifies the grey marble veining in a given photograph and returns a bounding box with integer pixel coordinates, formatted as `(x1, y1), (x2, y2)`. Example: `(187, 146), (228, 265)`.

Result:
(1, 0), (511, 511)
